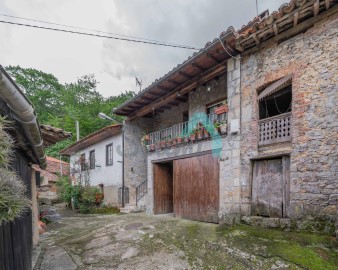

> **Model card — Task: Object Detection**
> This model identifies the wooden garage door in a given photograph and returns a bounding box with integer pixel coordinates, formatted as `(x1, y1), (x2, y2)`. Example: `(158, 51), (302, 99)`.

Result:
(173, 154), (219, 223)
(252, 158), (287, 218)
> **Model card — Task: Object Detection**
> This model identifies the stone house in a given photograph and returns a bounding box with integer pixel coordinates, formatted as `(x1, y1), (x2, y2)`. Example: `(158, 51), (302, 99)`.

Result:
(114, 0), (338, 232)
(61, 124), (123, 205)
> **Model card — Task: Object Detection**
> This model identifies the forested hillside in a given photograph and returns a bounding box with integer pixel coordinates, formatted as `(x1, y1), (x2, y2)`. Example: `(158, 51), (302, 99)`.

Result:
(6, 66), (134, 158)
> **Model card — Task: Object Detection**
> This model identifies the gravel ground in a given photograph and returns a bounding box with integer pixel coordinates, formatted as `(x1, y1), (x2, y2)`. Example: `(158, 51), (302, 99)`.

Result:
(33, 209), (338, 270)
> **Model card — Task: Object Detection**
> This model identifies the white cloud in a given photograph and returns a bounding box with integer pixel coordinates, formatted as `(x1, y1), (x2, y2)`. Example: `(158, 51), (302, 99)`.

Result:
(0, 0), (288, 97)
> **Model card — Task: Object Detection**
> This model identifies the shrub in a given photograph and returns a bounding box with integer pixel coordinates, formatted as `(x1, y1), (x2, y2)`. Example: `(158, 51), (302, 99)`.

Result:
(56, 176), (82, 206)
(0, 116), (30, 224)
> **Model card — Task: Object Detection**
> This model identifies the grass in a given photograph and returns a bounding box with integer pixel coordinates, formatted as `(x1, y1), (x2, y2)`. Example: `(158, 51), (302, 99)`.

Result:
(89, 206), (120, 215)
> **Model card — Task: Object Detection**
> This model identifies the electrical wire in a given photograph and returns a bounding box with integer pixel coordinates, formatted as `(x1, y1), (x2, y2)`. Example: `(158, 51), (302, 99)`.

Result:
(218, 37), (241, 60)
(0, 19), (200, 50)
(0, 13), (191, 48)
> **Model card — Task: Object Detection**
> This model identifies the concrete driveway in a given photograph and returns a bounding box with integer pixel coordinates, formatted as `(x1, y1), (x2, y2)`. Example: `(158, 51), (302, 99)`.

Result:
(33, 209), (338, 270)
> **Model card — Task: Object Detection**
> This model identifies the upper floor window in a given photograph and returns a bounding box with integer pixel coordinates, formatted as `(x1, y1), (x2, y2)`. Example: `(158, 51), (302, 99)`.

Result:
(80, 153), (86, 171)
(89, 150), (95, 170)
(106, 143), (113, 166)
(258, 75), (292, 120)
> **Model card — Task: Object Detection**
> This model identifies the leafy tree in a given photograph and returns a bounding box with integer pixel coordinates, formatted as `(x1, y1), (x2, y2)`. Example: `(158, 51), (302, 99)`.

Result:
(5, 66), (135, 159)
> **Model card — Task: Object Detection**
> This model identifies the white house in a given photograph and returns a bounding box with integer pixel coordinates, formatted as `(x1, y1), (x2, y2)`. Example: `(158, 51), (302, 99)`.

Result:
(61, 124), (123, 205)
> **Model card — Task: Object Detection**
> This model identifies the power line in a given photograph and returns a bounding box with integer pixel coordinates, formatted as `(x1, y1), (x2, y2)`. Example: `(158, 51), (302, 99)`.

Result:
(0, 13), (189, 48)
(0, 19), (200, 50)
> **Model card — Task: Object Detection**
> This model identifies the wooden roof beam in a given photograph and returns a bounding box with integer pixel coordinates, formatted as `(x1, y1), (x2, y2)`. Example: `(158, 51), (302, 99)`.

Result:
(206, 52), (222, 63)
(126, 60), (226, 120)
(140, 96), (157, 102)
(178, 71), (193, 80)
(158, 85), (172, 92)
(168, 79), (180, 87)
(192, 62), (206, 72)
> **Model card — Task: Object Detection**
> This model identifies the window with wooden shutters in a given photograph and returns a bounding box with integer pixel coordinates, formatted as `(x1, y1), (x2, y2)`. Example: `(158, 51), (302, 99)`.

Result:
(89, 150), (95, 170)
(80, 153), (86, 171)
(106, 143), (113, 166)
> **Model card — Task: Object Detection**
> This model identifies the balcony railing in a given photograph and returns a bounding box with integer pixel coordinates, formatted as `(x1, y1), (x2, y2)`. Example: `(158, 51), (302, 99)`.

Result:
(258, 112), (291, 146)
(146, 112), (227, 151)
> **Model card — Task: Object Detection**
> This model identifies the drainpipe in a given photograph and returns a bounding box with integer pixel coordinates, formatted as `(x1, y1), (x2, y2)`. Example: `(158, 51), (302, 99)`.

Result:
(0, 66), (46, 169)
(122, 123), (125, 208)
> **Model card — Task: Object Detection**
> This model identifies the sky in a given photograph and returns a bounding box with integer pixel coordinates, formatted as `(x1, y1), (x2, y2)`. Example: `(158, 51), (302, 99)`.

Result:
(0, 0), (288, 97)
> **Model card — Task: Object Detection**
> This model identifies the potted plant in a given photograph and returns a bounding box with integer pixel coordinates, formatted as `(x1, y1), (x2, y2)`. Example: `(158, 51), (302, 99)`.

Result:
(161, 140), (166, 149)
(146, 145), (151, 151)
(213, 122), (221, 136)
(197, 128), (203, 140)
(189, 131), (196, 142)
(150, 143), (155, 151)
(167, 138), (173, 148)
(141, 132), (150, 145)
(215, 101), (228, 115)
(219, 122), (227, 135)
(177, 136), (183, 144)
(156, 141), (162, 150)
(172, 138), (177, 147)
(184, 136), (190, 144)
(204, 127), (210, 139)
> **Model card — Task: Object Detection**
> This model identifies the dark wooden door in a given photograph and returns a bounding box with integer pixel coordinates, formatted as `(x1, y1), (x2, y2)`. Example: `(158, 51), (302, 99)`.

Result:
(173, 154), (219, 223)
(153, 163), (173, 214)
(252, 158), (286, 218)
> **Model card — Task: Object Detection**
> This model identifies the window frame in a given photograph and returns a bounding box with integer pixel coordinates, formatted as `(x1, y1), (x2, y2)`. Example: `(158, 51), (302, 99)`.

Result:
(106, 143), (113, 166)
(80, 153), (86, 171)
(89, 150), (95, 170)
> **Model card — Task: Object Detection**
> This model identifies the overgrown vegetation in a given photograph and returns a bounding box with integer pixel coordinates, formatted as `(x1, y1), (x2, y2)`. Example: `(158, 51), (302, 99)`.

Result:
(56, 176), (108, 214)
(6, 65), (135, 159)
(0, 116), (30, 224)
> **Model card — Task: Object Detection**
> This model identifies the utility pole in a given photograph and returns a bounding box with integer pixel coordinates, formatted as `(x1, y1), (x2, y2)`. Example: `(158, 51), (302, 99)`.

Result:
(76, 120), (80, 141)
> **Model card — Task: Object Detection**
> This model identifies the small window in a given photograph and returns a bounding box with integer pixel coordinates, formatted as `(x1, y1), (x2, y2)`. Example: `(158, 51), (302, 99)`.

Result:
(258, 78), (292, 120)
(80, 153), (86, 171)
(89, 150), (95, 170)
(106, 143), (113, 166)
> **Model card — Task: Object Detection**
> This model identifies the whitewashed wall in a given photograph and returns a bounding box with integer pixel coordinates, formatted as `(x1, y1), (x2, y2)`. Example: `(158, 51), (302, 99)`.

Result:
(70, 134), (123, 204)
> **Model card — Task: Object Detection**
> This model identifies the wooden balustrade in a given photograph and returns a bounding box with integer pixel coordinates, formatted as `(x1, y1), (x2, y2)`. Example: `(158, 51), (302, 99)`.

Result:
(258, 112), (292, 146)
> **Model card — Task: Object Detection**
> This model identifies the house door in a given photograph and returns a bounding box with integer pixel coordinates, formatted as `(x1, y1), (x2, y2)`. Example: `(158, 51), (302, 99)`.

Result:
(173, 154), (219, 223)
(252, 157), (290, 218)
(153, 162), (173, 214)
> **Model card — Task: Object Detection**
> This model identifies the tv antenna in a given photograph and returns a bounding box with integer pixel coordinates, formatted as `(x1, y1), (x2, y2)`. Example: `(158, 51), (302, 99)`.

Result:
(256, 0), (259, 16)
(135, 77), (142, 92)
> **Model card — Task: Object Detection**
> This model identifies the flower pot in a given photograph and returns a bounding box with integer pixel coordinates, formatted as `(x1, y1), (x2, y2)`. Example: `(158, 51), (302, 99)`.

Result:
(219, 124), (227, 135)
(167, 140), (173, 148)
(204, 130), (210, 139)
(144, 134), (150, 141)
(161, 141), (166, 149)
(172, 139), (177, 147)
(190, 134), (196, 142)
(177, 137), (183, 144)
(150, 144), (155, 151)
(215, 105), (228, 115)
(156, 142), (161, 150)
(146, 145), (150, 151)
(197, 131), (203, 140)
(184, 137), (189, 144)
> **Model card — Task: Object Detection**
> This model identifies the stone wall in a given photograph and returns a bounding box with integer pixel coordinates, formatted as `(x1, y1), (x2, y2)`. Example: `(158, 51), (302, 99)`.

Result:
(152, 102), (188, 131)
(189, 74), (227, 117)
(240, 11), (338, 223)
(124, 117), (153, 204)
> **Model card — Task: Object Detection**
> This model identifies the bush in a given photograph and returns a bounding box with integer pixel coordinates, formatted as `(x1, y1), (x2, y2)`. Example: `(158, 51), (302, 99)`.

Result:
(0, 116), (30, 224)
(56, 176), (82, 206)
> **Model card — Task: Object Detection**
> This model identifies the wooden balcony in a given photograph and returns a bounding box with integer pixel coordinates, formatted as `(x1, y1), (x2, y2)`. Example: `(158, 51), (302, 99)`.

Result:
(258, 112), (292, 146)
(146, 112), (227, 151)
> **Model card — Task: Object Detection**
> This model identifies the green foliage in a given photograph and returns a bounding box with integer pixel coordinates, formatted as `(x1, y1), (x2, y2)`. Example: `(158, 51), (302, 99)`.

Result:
(0, 117), (30, 224)
(89, 205), (120, 215)
(6, 65), (135, 159)
(56, 176), (82, 205)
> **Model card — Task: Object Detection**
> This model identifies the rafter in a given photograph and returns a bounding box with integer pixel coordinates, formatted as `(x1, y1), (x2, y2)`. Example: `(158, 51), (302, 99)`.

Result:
(191, 62), (206, 72)
(206, 52), (221, 63)
(178, 71), (193, 80)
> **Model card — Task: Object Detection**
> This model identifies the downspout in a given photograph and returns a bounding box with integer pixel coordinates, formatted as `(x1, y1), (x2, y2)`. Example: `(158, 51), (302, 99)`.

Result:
(0, 66), (46, 169)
